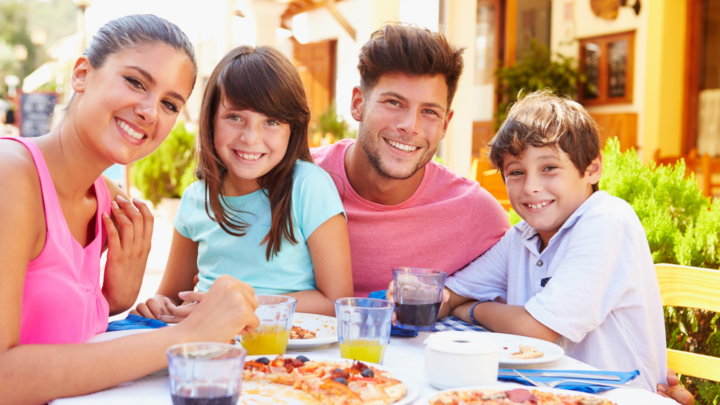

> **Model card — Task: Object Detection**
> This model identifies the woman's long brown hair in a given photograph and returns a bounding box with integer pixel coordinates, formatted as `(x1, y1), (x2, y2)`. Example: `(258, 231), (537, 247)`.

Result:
(196, 45), (312, 260)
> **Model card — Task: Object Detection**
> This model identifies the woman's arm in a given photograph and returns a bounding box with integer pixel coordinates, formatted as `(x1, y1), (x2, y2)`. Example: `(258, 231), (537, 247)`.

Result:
(0, 156), (260, 404)
(286, 214), (352, 316)
(0, 275), (259, 405)
(133, 229), (200, 321)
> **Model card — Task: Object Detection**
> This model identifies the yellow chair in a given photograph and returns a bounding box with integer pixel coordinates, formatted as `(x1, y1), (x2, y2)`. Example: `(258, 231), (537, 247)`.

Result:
(470, 156), (511, 210)
(655, 264), (720, 382)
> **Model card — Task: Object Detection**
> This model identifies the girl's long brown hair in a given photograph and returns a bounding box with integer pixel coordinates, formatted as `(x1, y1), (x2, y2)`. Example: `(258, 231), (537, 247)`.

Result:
(196, 45), (312, 260)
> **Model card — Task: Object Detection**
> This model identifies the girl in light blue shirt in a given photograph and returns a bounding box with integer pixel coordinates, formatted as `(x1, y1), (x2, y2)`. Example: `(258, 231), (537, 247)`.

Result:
(133, 45), (352, 317)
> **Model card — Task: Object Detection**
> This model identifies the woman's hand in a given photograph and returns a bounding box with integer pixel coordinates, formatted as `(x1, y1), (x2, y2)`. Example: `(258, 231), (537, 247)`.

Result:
(178, 275), (260, 341)
(101, 196), (154, 315)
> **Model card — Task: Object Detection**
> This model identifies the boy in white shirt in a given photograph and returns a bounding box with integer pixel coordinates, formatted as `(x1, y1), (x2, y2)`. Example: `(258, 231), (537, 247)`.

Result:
(436, 91), (668, 392)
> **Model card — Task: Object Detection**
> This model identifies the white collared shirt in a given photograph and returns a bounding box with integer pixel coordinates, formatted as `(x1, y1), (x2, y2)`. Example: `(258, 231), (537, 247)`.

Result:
(446, 191), (668, 392)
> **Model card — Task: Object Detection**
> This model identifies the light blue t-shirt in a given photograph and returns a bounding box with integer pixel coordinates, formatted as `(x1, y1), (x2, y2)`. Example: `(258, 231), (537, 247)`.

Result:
(174, 160), (345, 294)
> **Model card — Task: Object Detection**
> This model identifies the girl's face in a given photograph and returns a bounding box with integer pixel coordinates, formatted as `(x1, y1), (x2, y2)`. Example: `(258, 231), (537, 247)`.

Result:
(71, 42), (195, 165)
(213, 100), (291, 196)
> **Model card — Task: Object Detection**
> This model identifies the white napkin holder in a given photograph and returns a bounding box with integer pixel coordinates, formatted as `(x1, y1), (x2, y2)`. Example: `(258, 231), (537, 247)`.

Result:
(424, 331), (499, 389)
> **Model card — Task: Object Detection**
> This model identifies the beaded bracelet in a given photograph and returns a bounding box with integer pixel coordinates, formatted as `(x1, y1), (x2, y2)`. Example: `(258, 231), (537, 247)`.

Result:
(469, 300), (491, 326)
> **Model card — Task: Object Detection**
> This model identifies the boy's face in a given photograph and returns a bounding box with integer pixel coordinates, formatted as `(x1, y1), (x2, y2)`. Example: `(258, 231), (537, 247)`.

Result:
(503, 145), (602, 245)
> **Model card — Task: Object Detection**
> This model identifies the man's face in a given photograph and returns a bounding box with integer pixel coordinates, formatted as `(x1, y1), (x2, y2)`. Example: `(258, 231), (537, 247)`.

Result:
(351, 74), (453, 180)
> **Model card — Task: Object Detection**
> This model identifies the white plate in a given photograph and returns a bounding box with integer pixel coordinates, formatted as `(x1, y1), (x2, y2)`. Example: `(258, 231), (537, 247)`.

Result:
(245, 354), (418, 405)
(415, 384), (606, 404)
(286, 313), (338, 350)
(488, 333), (564, 365)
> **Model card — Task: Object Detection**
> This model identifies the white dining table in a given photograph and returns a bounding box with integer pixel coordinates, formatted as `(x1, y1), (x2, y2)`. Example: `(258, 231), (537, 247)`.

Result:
(52, 330), (677, 405)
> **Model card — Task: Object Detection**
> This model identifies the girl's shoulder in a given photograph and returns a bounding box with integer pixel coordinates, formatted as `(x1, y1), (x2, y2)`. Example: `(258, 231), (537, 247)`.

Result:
(180, 180), (205, 201)
(291, 160), (334, 186)
(292, 160), (327, 177)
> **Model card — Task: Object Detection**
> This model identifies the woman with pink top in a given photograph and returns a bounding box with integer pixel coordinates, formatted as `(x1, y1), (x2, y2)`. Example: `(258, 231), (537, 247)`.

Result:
(0, 15), (259, 404)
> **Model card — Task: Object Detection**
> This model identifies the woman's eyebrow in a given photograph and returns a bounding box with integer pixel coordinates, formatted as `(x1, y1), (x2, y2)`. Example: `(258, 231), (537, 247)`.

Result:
(126, 65), (186, 104)
(127, 66), (155, 84)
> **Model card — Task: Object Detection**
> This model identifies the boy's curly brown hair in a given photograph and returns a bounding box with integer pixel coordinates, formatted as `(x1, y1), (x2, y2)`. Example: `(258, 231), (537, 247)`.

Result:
(488, 90), (601, 192)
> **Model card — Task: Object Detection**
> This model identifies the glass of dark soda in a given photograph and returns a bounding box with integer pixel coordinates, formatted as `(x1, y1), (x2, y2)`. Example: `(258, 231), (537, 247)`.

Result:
(392, 267), (447, 331)
(167, 342), (246, 405)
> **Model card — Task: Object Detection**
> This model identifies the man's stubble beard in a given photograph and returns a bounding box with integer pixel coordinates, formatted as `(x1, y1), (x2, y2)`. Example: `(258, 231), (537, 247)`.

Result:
(356, 124), (437, 181)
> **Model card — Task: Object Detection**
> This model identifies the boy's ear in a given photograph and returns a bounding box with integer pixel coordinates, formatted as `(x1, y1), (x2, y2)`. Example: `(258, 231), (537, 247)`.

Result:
(585, 153), (603, 185)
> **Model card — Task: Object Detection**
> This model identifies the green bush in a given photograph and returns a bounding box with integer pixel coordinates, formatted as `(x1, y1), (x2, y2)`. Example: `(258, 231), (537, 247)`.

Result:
(310, 101), (356, 140)
(508, 139), (720, 403)
(130, 121), (196, 207)
(494, 40), (584, 131)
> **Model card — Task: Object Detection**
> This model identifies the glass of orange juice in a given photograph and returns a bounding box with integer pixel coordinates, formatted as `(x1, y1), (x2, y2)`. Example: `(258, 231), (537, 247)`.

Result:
(334, 298), (394, 364)
(240, 295), (296, 355)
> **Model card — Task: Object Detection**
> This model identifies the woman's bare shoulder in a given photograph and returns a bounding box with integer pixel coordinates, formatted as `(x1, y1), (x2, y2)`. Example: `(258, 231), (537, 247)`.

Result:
(0, 139), (44, 244)
(0, 139), (42, 192)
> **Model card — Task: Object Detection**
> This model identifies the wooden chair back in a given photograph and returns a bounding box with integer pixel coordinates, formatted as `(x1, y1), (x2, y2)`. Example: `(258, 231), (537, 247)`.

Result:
(655, 264), (720, 381)
(700, 154), (720, 197)
(652, 149), (698, 178)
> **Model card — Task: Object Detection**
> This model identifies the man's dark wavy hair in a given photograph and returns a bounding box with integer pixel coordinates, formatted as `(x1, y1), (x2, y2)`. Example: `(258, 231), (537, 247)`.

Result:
(357, 23), (465, 110)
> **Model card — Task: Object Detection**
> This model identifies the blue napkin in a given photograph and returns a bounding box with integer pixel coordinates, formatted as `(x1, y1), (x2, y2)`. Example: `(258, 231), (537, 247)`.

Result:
(368, 290), (418, 337)
(498, 369), (640, 394)
(106, 314), (169, 332)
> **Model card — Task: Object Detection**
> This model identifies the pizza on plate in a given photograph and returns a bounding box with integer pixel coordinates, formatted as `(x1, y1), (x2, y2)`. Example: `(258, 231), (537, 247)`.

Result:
(510, 345), (544, 360)
(291, 325), (318, 339)
(243, 355), (407, 405)
(429, 388), (616, 405)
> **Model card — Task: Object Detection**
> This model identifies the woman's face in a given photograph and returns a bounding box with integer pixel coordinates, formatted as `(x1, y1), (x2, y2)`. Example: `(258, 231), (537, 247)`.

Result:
(70, 42), (195, 165)
(213, 100), (291, 196)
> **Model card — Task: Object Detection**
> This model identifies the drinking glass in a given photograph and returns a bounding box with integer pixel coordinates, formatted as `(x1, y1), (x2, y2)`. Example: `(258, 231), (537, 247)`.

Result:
(167, 342), (246, 405)
(334, 297), (394, 364)
(392, 267), (447, 331)
(239, 295), (296, 355)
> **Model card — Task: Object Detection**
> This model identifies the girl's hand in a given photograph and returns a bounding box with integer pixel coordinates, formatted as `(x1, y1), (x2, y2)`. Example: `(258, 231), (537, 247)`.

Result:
(131, 294), (172, 320)
(158, 293), (201, 323)
(101, 196), (154, 314)
(178, 275), (260, 341)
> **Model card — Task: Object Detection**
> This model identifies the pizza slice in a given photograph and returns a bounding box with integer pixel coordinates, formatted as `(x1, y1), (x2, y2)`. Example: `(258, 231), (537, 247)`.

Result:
(429, 388), (617, 405)
(243, 355), (407, 405)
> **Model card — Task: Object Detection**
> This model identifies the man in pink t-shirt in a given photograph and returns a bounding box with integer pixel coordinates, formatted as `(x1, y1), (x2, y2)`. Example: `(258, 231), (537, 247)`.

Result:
(311, 24), (510, 297)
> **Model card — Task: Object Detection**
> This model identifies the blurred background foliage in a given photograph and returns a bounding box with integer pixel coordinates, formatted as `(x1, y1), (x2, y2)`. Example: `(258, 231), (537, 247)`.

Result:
(0, 0), (76, 91)
(310, 100), (356, 144)
(494, 40), (584, 131)
(130, 121), (197, 207)
(508, 139), (720, 403)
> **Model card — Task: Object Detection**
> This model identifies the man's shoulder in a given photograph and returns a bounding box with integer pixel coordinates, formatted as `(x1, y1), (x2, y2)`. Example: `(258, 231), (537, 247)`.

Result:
(310, 139), (353, 170)
(424, 161), (501, 206)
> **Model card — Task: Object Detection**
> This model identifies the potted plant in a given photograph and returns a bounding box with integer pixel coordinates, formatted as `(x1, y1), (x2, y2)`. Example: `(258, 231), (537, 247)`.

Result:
(494, 41), (584, 130)
(309, 101), (357, 147)
(130, 121), (196, 223)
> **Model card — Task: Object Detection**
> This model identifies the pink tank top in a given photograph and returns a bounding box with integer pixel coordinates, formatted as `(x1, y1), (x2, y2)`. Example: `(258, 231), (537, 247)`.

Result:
(3, 137), (111, 344)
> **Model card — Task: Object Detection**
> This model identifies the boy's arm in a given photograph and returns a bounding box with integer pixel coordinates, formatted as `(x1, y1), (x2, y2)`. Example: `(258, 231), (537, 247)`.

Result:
(451, 301), (560, 342)
(440, 231), (512, 318)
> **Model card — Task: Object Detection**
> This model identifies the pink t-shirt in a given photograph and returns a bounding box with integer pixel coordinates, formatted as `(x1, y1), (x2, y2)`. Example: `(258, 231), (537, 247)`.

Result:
(2, 137), (110, 344)
(311, 139), (510, 297)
